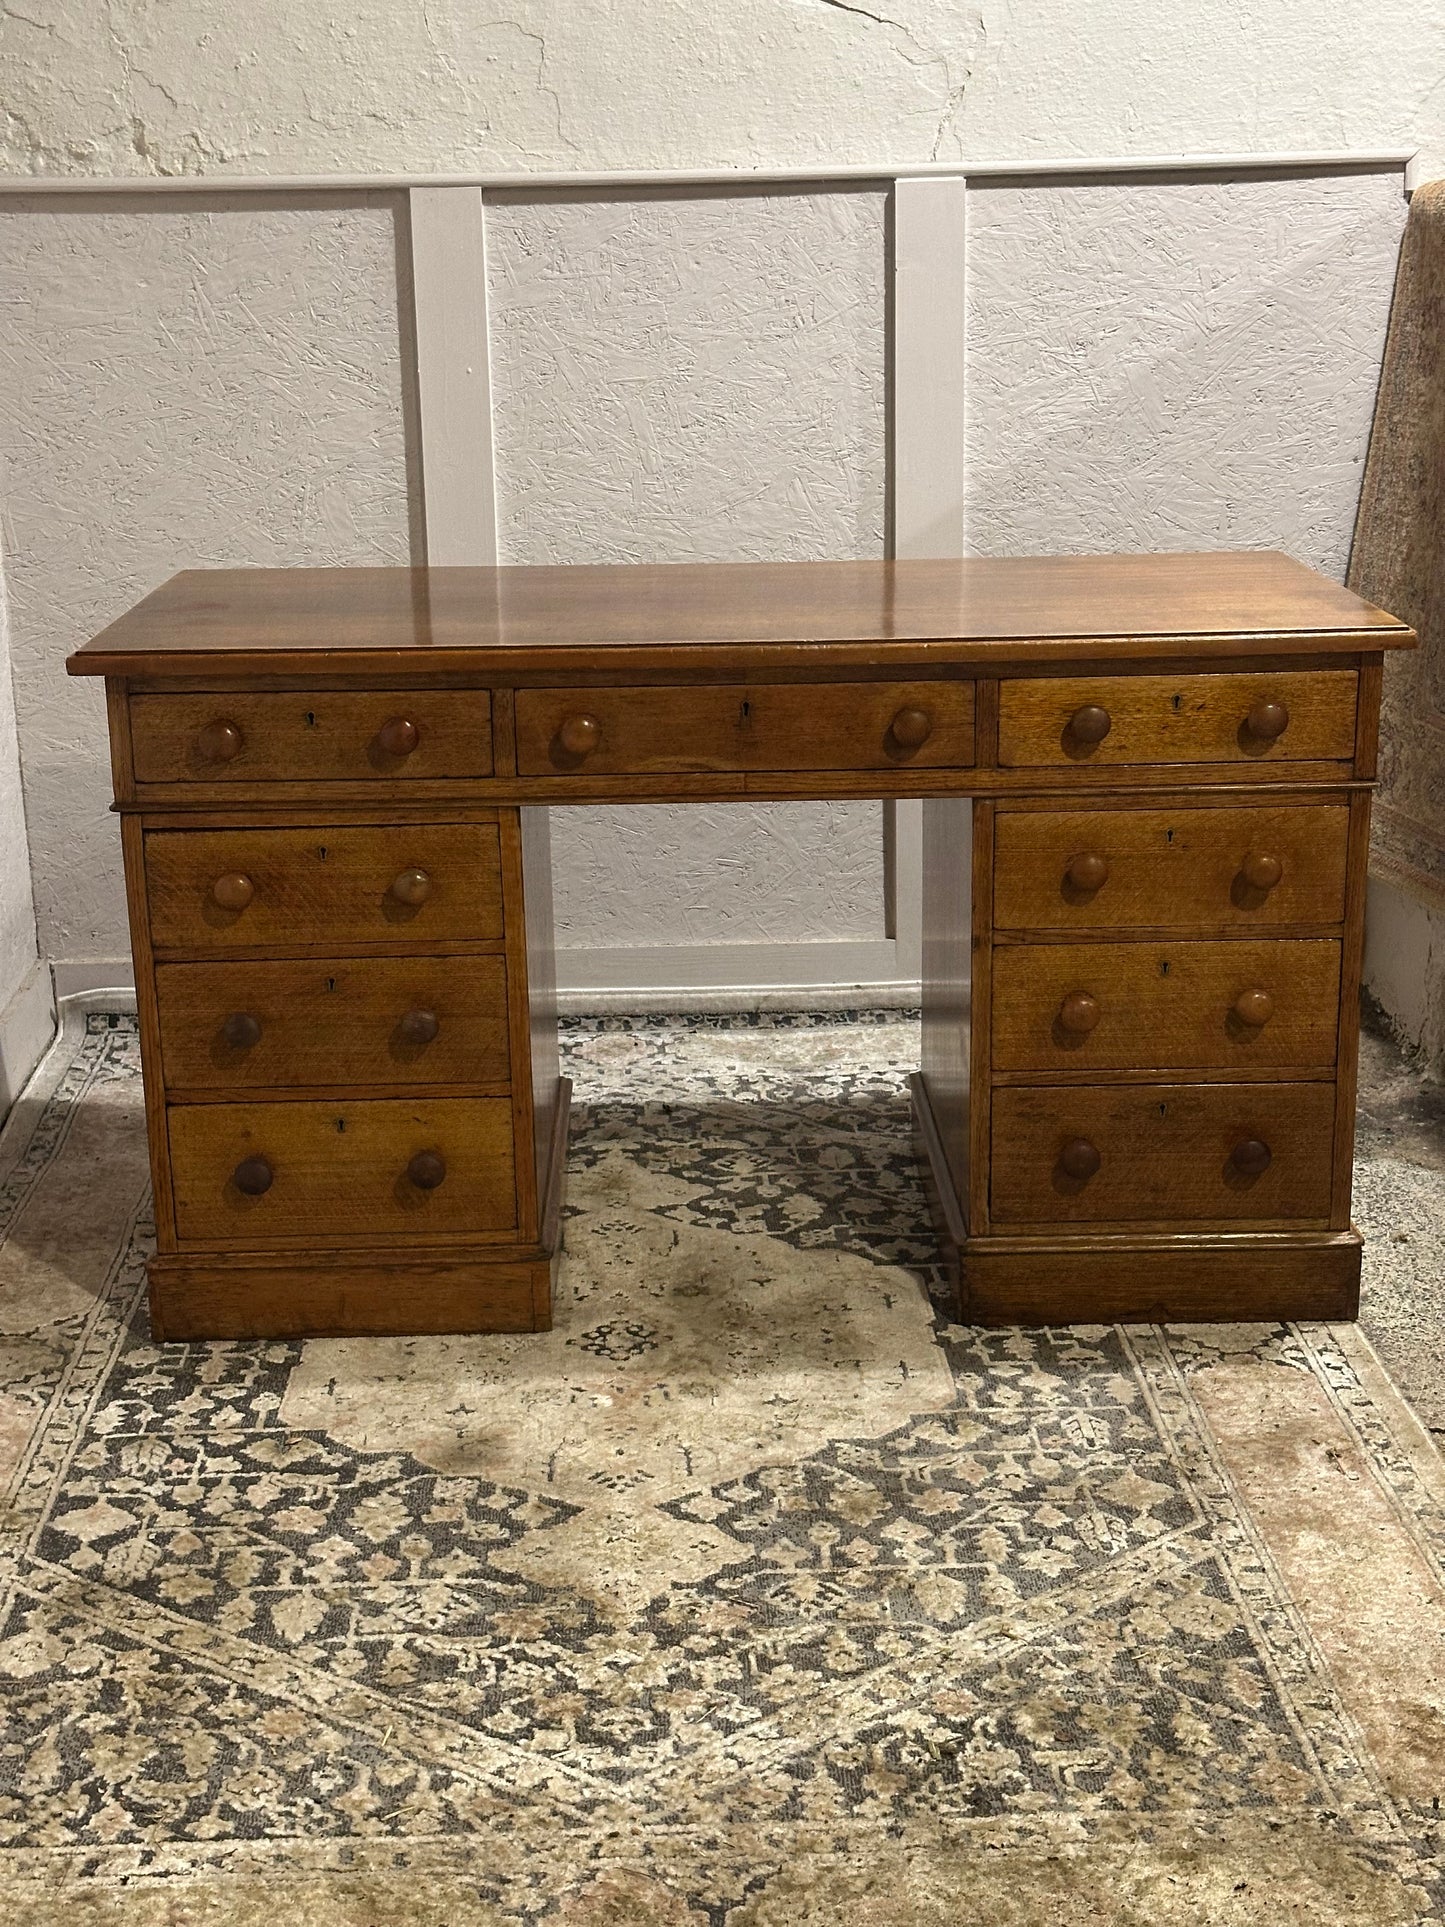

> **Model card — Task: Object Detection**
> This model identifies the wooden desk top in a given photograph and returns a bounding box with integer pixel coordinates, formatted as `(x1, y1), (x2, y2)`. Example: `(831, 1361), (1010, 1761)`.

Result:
(68, 550), (1412, 680)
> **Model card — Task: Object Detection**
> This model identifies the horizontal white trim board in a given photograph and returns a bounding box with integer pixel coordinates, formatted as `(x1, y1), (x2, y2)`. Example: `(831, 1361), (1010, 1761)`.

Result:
(0, 960), (57, 1117)
(50, 950), (921, 1016)
(555, 939), (919, 1012)
(0, 150), (1414, 197)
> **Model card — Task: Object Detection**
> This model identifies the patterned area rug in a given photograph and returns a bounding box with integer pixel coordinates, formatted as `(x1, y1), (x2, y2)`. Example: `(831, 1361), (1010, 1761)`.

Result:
(2, 1010), (1445, 1925)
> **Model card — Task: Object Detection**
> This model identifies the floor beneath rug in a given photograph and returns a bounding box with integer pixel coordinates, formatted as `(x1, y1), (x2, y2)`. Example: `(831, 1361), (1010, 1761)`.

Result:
(0, 1009), (1442, 1925)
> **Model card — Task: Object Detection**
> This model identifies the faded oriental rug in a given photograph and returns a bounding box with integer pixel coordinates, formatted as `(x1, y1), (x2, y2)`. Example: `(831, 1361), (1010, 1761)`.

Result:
(0, 1009), (1443, 1925)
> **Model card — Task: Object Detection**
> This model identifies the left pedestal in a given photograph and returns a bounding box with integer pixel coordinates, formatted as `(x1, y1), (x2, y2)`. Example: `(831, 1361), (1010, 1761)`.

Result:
(106, 681), (565, 1341)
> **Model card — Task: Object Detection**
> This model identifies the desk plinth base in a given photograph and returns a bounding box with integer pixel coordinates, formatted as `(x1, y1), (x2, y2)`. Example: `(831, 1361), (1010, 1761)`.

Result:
(910, 1074), (1361, 1327)
(147, 1248), (559, 1341)
(149, 1081), (571, 1342)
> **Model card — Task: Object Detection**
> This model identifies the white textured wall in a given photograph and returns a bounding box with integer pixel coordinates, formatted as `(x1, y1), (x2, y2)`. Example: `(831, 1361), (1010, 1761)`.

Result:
(0, 541), (38, 1001)
(0, 2), (1440, 180)
(965, 174), (1407, 575)
(0, 174), (1412, 988)
(487, 189), (888, 952)
(0, 195), (416, 970)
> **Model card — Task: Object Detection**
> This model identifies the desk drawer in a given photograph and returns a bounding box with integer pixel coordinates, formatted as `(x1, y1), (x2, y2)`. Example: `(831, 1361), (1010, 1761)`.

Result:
(514, 681), (975, 775)
(991, 938), (1342, 1072)
(131, 690), (493, 784)
(155, 956), (511, 1092)
(169, 1096), (517, 1243)
(998, 670), (1357, 767)
(144, 824), (504, 954)
(993, 803), (1349, 931)
(990, 1082), (1335, 1225)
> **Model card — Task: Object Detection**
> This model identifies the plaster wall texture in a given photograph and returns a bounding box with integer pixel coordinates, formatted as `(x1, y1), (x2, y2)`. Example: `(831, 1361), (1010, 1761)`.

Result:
(0, 172), (1414, 984)
(0, 195), (416, 968)
(0, 539), (38, 1002)
(964, 173), (1407, 575)
(486, 188), (889, 952)
(1365, 879), (1445, 1072)
(0, 2), (1441, 182)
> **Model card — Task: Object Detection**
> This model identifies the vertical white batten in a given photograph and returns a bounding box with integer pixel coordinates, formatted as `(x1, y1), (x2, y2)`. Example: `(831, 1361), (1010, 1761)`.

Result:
(887, 176), (970, 984)
(409, 186), (499, 565)
(891, 176), (969, 561)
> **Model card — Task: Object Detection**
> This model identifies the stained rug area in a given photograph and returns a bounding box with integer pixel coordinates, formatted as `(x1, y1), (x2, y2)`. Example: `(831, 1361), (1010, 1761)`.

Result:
(1, 1013), (1444, 1925)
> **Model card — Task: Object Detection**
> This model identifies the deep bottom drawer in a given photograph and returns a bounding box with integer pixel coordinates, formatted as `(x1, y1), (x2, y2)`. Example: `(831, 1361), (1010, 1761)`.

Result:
(169, 1097), (517, 1243)
(990, 1082), (1335, 1225)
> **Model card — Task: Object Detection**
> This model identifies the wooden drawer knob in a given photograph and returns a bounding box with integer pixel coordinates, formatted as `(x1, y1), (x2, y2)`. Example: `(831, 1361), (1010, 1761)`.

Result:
(558, 714), (601, 757)
(221, 1011), (262, 1050)
(891, 706), (933, 749)
(407, 1149), (447, 1190)
(398, 1007), (440, 1045)
(1243, 699), (1290, 742)
(1233, 988), (1274, 1027)
(1231, 1137), (1273, 1176)
(1059, 1138), (1102, 1180)
(233, 1155), (273, 1196)
(1240, 851), (1283, 892)
(1068, 704), (1112, 745)
(1058, 990), (1101, 1034)
(376, 716), (420, 757)
(196, 718), (244, 764)
(1065, 851), (1110, 892)
(390, 867), (432, 907)
(211, 872), (255, 911)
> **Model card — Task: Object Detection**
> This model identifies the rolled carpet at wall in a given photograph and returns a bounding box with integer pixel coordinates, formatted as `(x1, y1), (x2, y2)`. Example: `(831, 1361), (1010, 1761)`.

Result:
(1350, 178), (1445, 905)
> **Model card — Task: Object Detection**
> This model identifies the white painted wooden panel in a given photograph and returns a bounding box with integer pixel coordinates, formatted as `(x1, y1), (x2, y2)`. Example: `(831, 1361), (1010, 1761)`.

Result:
(887, 176), (971, 983)
(485, 188), (889, 978)
(892, 176), (969, 562)
(410, 186), (498, 565)
(0, 196), (416, 971)
(965, 172), (1406, 577)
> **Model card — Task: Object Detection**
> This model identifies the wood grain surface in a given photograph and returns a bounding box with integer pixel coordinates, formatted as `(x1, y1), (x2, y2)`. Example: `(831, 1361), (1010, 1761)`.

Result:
(67, 552), (1412, 681)
(989, 1080), (1336, 1225)
(154, 955), (511, 1092)
(168, 1095), (517, 1243)
(998, 669), (1357, 766)
(149, 1253), (546, 1340)
(991, 937), (1342, 1072)
(130, 688), (493, 784)
(956, 1233), (1361, 1324)
(993, 802), (1350, 931)
(514, 681), (976, 774)
(144, 823), (504, 953)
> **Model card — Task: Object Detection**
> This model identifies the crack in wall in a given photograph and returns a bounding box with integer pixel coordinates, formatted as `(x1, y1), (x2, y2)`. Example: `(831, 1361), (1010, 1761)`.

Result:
(0, 4), (57, 35)
(813, 0), (976, 159)
(486, 19), (581, 157)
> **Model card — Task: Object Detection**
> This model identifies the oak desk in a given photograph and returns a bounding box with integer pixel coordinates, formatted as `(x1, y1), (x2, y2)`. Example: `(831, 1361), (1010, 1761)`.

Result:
(68, 552), (1414, 1339)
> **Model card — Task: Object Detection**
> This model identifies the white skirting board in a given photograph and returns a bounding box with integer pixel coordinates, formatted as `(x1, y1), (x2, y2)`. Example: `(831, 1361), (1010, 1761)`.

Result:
(0, 959), (57, 1119)
(48, 951), (919, 1017)
(554, 939), (920, 1013)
